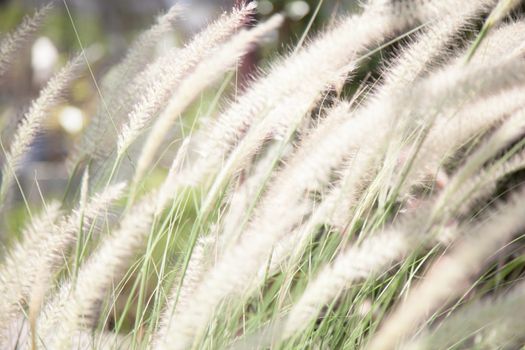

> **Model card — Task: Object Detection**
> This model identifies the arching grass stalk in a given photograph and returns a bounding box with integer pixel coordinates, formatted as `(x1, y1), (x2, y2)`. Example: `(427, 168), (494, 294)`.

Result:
(465, 0), (521, 62)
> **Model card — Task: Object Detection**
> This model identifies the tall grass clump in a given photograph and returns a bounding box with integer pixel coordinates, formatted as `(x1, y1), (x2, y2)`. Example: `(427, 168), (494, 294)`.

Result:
(2, 0), (525, 349)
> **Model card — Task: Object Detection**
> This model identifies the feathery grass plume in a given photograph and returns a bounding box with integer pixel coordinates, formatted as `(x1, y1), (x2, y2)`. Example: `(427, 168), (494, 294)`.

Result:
(6, 317), (130, 350)
(0, 202), (61, 343)
(155, 235), (215, 343)
(28, 265), (49, 350)
(86, 3), (255, 164)
(154, 138), (190, 215)
(131, 13), (283, 188)
(0, 54), (83, 204)
(279, 205), (451, 339)
(456, 146), (525, 216)
(376, 0), (497, 100)
(465, 0), (522, 61)
(370, 0), (494, 23)
(100, 4), (182, 99)
(398, 22), (525, 193)
(115, 3), (256, 154)
(93, 7), (181, 146)
(68, 4), (182, 167)
(373, 54), (525, 205)
(280, 221), (431, 339)
(432, 106), (525, 221)
(213, 102), (347, 290)
(0, 182), (124, 347)
(245, 102), (352, 272)
(401, 86), (525, 196)
(366, 189), (525, 350)
(69, 4), (182, 166)
(367, 1), (513, 202)
(199, 78), (337, 216)
(13, 183), (125, 345)
(466, 20), (525, 65)
(51, 192), (159, 350)
(0, 2), (54, 80)
(262, 174), (354, 277)
(405, 282), (525, 350)
(217, 142), (287, 249)
(54, 182), (125, 268)
(261, 151), (378, 304)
